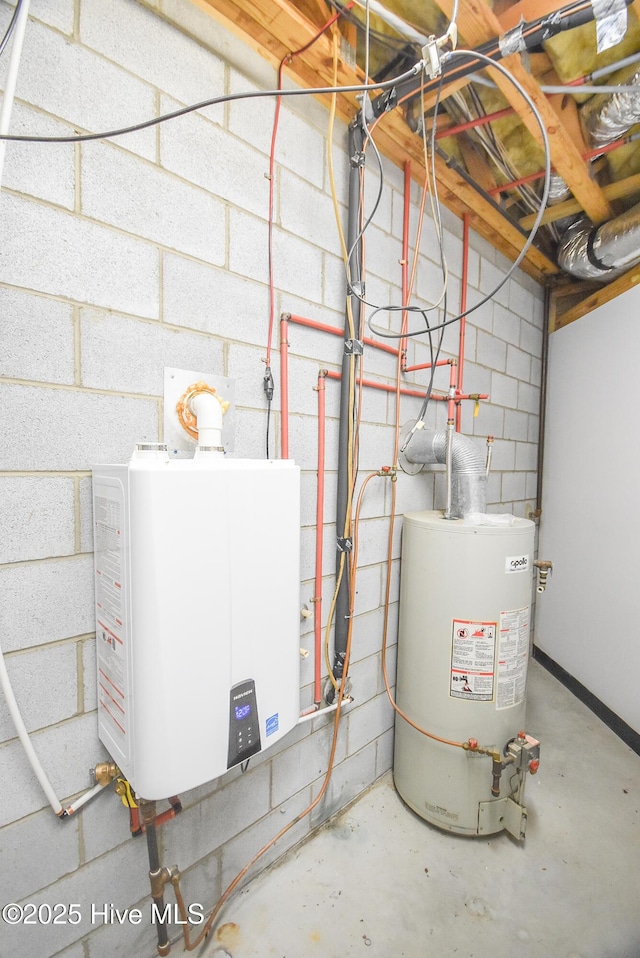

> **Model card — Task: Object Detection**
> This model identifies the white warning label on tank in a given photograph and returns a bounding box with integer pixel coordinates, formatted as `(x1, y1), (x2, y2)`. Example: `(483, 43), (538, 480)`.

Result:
(450, 620), (496, 701)
(95, 493), (127, 740)
(496, 606), (530, 710)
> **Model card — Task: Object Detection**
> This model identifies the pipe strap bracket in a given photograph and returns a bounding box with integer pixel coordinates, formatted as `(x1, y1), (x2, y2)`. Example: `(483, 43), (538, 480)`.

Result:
(498, 21), (527, 57)
(586, 229), (611, 271)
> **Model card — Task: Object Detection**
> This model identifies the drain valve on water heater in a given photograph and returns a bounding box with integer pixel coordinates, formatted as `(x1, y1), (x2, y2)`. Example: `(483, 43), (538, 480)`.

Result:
(534, 559), (553, 593)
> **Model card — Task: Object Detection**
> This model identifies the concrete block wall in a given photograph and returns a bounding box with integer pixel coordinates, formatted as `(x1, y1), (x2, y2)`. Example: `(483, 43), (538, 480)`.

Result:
(0, 1), (544, 956)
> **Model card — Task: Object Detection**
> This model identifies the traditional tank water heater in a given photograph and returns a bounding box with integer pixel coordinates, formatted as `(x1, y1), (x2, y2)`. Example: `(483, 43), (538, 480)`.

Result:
(92, 444), (300, 801)
(395, 429), (541, 840)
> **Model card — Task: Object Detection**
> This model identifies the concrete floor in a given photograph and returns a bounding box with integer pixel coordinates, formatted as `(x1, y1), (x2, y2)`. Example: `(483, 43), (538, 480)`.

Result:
(199, 662), (640, 958)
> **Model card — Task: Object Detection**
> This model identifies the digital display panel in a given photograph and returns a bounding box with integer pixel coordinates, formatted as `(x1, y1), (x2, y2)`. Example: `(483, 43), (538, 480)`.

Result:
(234, 703), (251, 721)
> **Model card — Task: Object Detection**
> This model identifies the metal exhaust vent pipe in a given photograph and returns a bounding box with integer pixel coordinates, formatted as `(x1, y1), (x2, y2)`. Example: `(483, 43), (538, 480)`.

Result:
(400, 429), (487, 517)
(557, 200), (640, 280)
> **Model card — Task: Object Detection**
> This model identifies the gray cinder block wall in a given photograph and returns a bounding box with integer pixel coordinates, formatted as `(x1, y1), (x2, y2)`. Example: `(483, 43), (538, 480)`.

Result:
(0, 1), (544, 955)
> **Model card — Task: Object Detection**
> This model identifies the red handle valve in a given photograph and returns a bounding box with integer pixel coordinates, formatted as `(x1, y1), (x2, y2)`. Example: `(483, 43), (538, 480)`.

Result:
(528, 758), (540, 775)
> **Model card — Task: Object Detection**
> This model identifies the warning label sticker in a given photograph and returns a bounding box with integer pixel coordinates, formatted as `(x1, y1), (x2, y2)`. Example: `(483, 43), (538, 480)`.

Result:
(450, 619), (496, 701)
(497, 606), (530, 710)
(95, 493), (127, 740)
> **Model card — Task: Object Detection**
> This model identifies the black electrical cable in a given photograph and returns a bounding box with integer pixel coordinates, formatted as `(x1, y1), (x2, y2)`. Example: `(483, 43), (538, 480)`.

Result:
(370, 0), (633, 120)
(348, 70), (449, 327)
(412, 71), (450, 426)
(0, 64), (425, 144)
(0, 0), (24, 60)
(366, 47), (551, 342)
(345, 2), (387, 300)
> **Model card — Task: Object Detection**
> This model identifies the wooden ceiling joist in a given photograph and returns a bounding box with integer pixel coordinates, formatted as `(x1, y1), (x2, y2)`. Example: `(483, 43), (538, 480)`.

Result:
(520, 172), (640, 229)
(194, 0), (558, 281)
(431, 0), (614, 226)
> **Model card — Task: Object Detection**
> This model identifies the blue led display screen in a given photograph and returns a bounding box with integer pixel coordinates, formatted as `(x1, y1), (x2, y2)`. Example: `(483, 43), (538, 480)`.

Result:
(234, 703), (251, 721)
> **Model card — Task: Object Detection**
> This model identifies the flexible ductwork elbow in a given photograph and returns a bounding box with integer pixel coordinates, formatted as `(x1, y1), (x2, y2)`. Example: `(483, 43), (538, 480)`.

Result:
(557, 201), (640, 280)
(580, 65), (640, 148)
(401, 430), (487, 517)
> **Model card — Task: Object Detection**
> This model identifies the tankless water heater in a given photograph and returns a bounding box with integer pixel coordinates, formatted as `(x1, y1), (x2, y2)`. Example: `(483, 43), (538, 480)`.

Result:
(92, 446), (300, 800)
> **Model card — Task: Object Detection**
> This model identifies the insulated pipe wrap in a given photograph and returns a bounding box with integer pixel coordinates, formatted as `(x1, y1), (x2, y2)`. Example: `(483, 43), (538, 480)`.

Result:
(403, 430), (487, 517)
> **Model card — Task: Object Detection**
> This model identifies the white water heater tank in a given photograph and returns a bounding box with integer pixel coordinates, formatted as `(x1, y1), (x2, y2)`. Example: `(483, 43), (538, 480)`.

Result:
(394, 510), (536, 837)
(92, 448), (300, 800)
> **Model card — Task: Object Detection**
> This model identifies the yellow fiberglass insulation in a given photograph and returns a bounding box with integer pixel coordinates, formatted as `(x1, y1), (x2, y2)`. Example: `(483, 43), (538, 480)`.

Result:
(543, 9), (640, 85)
(451, 85), (546, 180)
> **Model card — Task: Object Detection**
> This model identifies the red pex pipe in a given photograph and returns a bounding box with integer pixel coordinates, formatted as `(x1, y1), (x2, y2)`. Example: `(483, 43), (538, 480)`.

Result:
(434, 105), (514, 140)
(403, 358), (451, 373)
(325, 369), (488, 402)
(488, 134), (637, 195)
(324, 368), (425, 398)
(287, 313), (400, 356)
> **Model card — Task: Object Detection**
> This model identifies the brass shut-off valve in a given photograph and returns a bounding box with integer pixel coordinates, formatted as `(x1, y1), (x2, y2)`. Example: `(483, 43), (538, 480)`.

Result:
(91, 762), (120, 787)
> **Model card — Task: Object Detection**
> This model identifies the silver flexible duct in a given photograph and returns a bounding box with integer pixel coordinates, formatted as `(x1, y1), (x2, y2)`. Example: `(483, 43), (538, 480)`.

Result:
(547, 172), (572, 204)
(555, 65), (640, 279)
(557, 199), (640, 279)
(581, 64), (640, 147)
(401, 430), (487, 517)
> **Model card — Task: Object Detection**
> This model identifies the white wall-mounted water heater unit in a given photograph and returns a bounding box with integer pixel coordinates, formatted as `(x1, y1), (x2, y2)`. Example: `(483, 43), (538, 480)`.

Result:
(394, 511), (540, 841)
(92, 446), (300, 800)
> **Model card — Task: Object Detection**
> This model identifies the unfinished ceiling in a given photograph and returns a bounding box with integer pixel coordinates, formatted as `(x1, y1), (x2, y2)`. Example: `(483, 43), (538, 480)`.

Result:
(192, 0), (640, 327)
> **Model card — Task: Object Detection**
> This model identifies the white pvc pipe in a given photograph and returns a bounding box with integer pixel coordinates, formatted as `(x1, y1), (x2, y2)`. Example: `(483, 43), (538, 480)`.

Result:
(0, 0), (31, 189)
(64, 781), (107, 815)
(0, 640), (113, 817)
(0, 638), (64, 816)
(0, 0), (110, 822)
(190, 392), (224, 449)
(298, 697), (353, 724)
